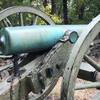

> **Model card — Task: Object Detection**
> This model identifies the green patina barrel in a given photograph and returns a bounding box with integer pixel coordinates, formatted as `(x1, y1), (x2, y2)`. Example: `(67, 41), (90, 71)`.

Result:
(0, 25), (83, 55)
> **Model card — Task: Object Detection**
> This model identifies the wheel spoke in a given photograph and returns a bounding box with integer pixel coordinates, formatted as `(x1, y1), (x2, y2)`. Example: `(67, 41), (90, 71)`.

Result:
(5, 18), (12, 26)
(33, 15), (38, 25)
(75, 82), (100, 90)
(3, 17), (13, 27)
(84, 55), (100, 72)
(19, 13), (24, 26)
(2, 19), (9, 27)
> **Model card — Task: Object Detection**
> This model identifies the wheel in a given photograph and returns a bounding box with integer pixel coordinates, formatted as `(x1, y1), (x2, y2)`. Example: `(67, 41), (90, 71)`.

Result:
(61, 15), (100, 100)
(0, 6), (54, 27)
(0, 6), (62, 100)
(0, 6), (54, 57)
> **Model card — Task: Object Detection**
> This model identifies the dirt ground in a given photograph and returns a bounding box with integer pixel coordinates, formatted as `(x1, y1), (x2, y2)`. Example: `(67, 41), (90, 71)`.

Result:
(0, 57), (100, 100)
(45, 77), (100, 100)
(45, 59), (100, 100)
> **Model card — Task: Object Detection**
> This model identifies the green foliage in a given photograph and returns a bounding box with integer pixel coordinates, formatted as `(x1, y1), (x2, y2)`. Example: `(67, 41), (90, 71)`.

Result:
(0, 0), (99, 24)
(44, 5), (63, 24)
(69, 0), (100, 24)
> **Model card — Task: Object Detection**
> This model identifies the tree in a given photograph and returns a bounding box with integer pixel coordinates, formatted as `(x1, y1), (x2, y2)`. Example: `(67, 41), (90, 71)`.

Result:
(43, 0), (48, 7)
(51, 0), (57, 14)
(63, 0), (68, 24)
(70, 0), (100, 22)
(87, 0), (100, 17)
(72, 0), (87, 20)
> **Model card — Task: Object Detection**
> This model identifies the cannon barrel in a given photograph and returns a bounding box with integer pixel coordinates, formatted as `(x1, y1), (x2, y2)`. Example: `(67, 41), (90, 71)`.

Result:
(0, 25), (82, 55)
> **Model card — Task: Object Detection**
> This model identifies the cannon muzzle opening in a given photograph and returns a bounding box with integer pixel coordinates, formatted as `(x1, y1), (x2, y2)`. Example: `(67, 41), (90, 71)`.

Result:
(65, 31), (79, 44)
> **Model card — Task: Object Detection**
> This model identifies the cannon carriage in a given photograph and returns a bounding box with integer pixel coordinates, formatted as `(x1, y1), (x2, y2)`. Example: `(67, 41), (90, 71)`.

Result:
(0, 6), (99, 100)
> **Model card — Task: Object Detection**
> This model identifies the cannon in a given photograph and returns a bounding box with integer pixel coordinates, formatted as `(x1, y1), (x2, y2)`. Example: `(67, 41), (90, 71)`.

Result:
(0, 6), (100, 100)
(0, 25), (79, 55)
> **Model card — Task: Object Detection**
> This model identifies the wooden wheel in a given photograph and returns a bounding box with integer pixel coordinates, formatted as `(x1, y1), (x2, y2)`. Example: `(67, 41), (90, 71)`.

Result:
(0, 6), (73, 100)
(0, 6), (63, 100)
(0, 6), (54, 57)
(61, 15), (100, 100)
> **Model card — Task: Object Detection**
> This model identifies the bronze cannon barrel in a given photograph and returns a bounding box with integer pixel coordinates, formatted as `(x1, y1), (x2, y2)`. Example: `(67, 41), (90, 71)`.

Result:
(0, 25), (82, 55)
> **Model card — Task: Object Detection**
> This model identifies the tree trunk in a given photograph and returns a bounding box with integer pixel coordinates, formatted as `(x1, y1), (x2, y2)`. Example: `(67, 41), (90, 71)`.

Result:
(78, 5), (85, 20)
(43, 0), (48, 7)
(62, 0), (68, 24)
(51, 0), (57, 14)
